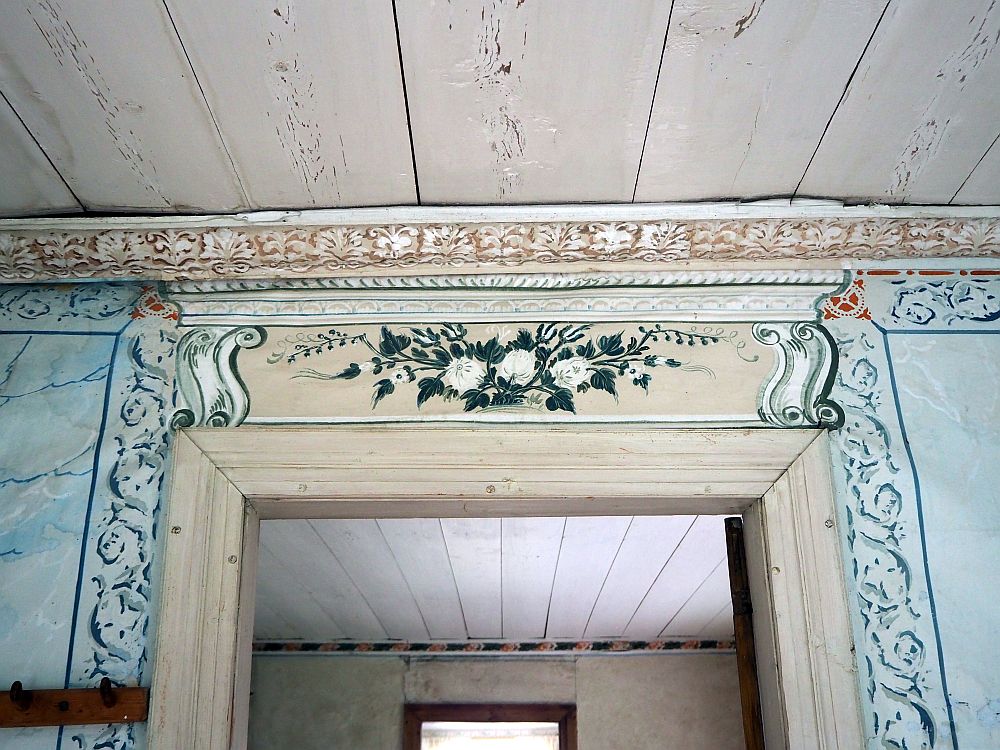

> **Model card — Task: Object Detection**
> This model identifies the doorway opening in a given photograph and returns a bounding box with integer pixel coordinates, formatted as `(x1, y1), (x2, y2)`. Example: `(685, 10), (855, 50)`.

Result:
(148, 426), (862, 750)
(246, 514), (744, 748)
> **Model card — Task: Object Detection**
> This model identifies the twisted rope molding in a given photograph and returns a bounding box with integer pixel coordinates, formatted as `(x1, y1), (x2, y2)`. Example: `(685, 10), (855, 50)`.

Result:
(2, 217), (999, 282)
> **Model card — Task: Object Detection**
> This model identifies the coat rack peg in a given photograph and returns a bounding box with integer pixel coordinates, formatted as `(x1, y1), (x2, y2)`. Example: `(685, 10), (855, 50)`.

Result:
(0, 679), (147, 728)
(9, 681), (32, 711)
(99, 678), (116, 708)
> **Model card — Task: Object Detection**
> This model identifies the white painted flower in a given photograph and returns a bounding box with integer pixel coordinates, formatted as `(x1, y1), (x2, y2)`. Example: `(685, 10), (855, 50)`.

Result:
(443, 357), (486, 392)
(497, 349), (536, 384)
(550, 356), (589, 388)
(391, 368), (414, 384)
(624, 362), (646, 380)
(358, 361), (375, 373)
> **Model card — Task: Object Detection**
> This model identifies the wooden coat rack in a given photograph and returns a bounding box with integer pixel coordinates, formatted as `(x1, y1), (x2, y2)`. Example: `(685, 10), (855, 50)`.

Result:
(0, 678), (148, 728)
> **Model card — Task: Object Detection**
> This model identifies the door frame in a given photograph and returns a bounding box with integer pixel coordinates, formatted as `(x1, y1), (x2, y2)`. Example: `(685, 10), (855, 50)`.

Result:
(147, 424), (862, 749)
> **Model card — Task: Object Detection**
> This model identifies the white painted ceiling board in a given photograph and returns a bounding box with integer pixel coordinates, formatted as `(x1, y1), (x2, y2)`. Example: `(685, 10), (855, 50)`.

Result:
(699, 600), (736, 639)
(259, 520), (387, 639)
(0, 1), (246, 211)
(254, 597), (295, 640)
(309, 519), (430, 640)
(584, 515), (695, 639)
(395, 0), (672, 203)
(624, 515), (728, 639)
(500, 517), (566, 639)
(798, 0), (1000, 204)
(254, 515), (731, 642)
(0, 94), (79, 216)
(954, 134), (1000, 204)
(545, 516), (633, 638)
(634, 0), (887, 201)
(255, 545), (346, 640)
(162, 0), (417, 208)
(661, 558), (732, 637)
(377, 519), (468, 639)
(440, 518), (503, 639)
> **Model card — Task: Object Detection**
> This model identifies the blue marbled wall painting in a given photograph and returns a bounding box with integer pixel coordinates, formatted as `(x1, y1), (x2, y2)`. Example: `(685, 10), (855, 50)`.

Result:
(0, 285), (175, 750)
(891, 333), (1000, 749)
(1, 275), (998, 750)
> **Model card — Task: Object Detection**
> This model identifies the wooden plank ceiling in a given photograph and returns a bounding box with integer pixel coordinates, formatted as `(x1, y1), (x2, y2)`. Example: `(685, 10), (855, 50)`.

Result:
(255, 516), (733, 642)
(1, 0), (998, 217)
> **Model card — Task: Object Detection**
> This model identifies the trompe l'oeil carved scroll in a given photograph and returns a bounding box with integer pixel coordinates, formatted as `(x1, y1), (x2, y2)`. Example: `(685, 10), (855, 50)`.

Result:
(753, 322), (843, 429)
(171, 326), (267, 428)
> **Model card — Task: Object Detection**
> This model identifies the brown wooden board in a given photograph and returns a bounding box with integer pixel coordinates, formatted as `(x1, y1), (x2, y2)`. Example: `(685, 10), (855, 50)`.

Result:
(726, 516), (766, 750)
(0, 683), (148, 728)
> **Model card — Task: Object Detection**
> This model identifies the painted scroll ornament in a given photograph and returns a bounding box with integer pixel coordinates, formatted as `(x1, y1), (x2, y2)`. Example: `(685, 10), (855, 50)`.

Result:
(752, 321), (843, 428)
(171, 326), (267, 428)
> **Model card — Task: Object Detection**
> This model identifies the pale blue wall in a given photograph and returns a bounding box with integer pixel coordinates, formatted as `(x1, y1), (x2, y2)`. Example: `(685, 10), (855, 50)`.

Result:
(828, 272), (1000, 749)
(1, 275), (997, 750)
(0, 285), (175, 750)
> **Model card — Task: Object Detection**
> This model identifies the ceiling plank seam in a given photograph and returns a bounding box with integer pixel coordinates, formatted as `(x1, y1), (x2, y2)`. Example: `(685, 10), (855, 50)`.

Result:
(391, 0), (422, 205)
(950, 129), (1000, 204)
(621, 515), (698, 635)
(631, 0), (677, 203)
(0, 88), (83, 211)
(581, 516), (635, 637)
(541, 518), (569, 639)
(158, 0), (251, 209)
(792, 0), (895, 200)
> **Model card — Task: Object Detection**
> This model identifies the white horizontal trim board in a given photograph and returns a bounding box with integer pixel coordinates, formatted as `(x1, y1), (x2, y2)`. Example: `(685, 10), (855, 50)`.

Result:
(3, 199), (998, 231)
(149, 426), (862, 750)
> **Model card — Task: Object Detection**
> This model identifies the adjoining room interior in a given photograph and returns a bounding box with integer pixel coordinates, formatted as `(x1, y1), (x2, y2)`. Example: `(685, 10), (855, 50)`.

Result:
(248, 515), (744, 749)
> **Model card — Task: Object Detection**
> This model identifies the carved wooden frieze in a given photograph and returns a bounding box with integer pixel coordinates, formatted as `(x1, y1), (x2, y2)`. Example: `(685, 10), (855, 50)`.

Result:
(2, 216), (999, 282)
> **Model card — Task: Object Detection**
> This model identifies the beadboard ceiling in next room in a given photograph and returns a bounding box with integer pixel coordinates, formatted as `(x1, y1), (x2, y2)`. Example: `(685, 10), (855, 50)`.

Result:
(1, 0), (999, 218)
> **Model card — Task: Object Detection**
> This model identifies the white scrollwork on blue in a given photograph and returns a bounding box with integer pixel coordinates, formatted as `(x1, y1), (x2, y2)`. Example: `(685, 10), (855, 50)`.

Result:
(831, 330), (947, 749)
(69, 305), (176, 750)
(0, 284), (137, 325)
(890, 278), (1000, 326)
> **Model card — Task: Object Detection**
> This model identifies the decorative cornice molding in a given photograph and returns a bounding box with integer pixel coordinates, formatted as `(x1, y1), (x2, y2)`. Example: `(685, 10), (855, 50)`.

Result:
(2, 216), (999, 282)
(166, 268), (845, 292)
(166, 270), (846, 326)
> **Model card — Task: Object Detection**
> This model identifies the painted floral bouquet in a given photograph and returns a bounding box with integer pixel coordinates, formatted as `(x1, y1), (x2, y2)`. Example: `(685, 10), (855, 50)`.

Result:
(281, 323), (720, 413)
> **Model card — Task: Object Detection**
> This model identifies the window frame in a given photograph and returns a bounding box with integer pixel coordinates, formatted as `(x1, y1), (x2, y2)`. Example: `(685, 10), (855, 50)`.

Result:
(403, 703), (578, 750)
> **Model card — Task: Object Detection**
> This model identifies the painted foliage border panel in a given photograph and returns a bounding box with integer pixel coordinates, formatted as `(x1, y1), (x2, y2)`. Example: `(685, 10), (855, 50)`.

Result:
(0, 284), (176, 750)
(825, 269), (1000, 750)
(147, 426), (862, 750)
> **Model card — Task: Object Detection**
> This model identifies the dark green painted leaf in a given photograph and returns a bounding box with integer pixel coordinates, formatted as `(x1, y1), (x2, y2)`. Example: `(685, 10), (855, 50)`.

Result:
(378, 326), (411, 356)
(590, 368), (618, 396)
(371, 378), (395, 407)
(463, 390), (491, 412)
(544, 388), (576, 413)
(416, 376), (445, 407)
(515, 329), (534, 350)
(333, 362), (362, 380)
(597, 332), (625, 356)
